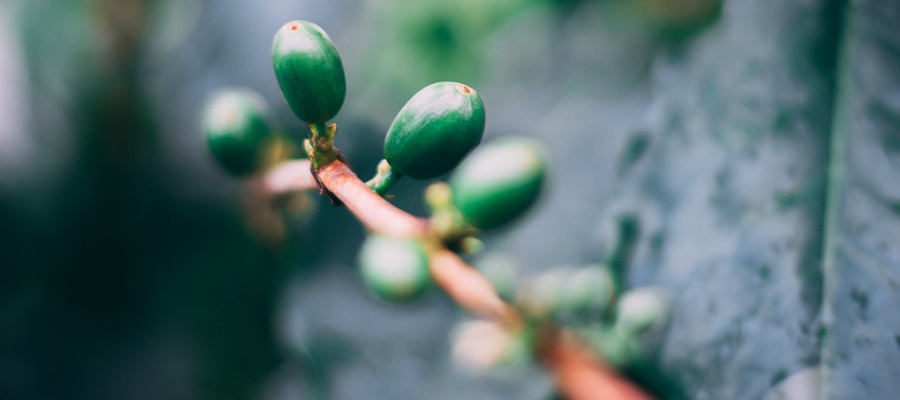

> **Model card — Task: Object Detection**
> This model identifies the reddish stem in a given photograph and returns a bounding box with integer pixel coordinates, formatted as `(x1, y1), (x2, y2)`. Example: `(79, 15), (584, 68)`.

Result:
(260, 159), (318, 196)
(429, 248), (520, 324)
(542, 330), (658, 400)
(315, 160), (430, 238)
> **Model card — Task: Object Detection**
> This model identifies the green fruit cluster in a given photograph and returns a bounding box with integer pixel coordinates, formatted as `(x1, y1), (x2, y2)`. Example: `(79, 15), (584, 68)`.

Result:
(204, 20), (556, 309)
(201, 21), (675, 396)
(515, 265), (614, 323)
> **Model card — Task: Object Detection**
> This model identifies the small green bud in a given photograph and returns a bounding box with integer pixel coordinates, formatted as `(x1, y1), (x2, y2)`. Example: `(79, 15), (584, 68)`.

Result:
(424, 181), (454, 211)
(451, 320), (533, 371)
(615, 287), (668, 336)
(358, 235), (431, 303)
(473, 253), (518, 301)
(515, 270), (562, 319)
(557, 265), (614, 321)
(272, 20), (346, 124)
(203, 88), (275, 176)
(583, 325), (640, 368)
(450, 137), (547, 231)
(384, 82), (485, 180)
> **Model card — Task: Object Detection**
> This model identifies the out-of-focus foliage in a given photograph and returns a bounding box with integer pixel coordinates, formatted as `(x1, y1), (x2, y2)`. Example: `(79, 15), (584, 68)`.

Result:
(362, 0), (530, 95)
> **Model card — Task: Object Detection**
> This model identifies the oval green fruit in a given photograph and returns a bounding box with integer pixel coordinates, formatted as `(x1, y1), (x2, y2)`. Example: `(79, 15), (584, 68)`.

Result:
(515, 270), (562, 319)
(557, 265), (614, 321)
(615, 287), (668, 336)
(358, 235), (431, 303)
(272, 20), (346, 124)
(450, 137), (547, 231)
(384, 82), (485, 180)
(203, 88), (275, 176)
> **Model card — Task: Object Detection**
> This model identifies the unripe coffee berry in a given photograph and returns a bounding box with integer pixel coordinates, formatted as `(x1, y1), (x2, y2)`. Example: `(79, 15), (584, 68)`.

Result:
(358, 235), (431, 303)
(384, 82), (485, 180)
(272, 20), (346, 124)
(556, 265), (614, 323)
(615, 287), (668, 336)
(203, 89), (275, 176)
(450, 137), (547, 231)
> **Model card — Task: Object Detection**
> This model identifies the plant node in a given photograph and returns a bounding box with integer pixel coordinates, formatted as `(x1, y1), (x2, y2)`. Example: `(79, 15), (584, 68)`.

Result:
(306, 122), (339, 169)
(366, 159), (403, 195)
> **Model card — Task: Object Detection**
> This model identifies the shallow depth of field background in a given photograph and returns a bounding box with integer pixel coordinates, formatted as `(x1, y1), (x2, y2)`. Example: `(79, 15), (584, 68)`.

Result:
(2, 0), (899, 400)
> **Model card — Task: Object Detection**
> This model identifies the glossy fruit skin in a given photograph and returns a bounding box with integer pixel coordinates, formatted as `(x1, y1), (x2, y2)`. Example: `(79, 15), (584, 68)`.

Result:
(272, 20), (346, 124)
(358, 235), (431, 303)
(450, 137), (547, 231)
(384, 82), (485, 180)
(203, 89), (275, 176)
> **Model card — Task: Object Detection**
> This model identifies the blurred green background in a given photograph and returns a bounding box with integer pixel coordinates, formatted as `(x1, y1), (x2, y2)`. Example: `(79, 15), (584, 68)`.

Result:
(1, 0), (899, 399)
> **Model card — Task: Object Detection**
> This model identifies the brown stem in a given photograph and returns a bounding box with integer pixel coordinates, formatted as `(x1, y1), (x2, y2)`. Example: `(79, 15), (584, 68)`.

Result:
(261, 159), (319, 196)
(542, 329), (658, 400)
(429, 249), (520, 324)
(260, 158), (655, 400)
(316, 160), (430, 238)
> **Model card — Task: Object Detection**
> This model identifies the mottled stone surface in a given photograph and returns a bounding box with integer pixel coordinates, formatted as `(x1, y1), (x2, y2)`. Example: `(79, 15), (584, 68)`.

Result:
(603, 0), (839, 399)
(821, 1), (900, 399)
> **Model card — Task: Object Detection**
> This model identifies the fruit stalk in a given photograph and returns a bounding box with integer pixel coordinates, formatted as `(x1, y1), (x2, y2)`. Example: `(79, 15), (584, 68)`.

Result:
(305, 122), (339, 169)
(541, 329), (658, 400)
(365, 159), (403, 196)
(259, 159), (319, 196)
(316, 160), (429, 237)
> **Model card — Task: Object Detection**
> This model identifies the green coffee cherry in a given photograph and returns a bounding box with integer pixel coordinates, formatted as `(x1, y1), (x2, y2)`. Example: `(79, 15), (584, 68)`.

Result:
(451, 319), (533, 371)
(450, 137), (547, 231)
(614, 287), (668, 336)
(358, 235), (431, 303)
(203, 88), (275, 176)
(584, 325), (640, 368)
(384, 82), (485, 180)
(557, 265), (614, 321)
(272, 20), (346, 124)
(515, 271), (562, 319)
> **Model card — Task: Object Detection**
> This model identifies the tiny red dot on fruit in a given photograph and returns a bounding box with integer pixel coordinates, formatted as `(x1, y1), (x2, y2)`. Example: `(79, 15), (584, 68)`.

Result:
(291, 24), (298, 30)
(456, 84), (473, 96)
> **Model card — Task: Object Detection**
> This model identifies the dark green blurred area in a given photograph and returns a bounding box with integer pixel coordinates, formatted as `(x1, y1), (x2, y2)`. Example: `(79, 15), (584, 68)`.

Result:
(1, 3), (283, 399)
(2, 0), (900, 399)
